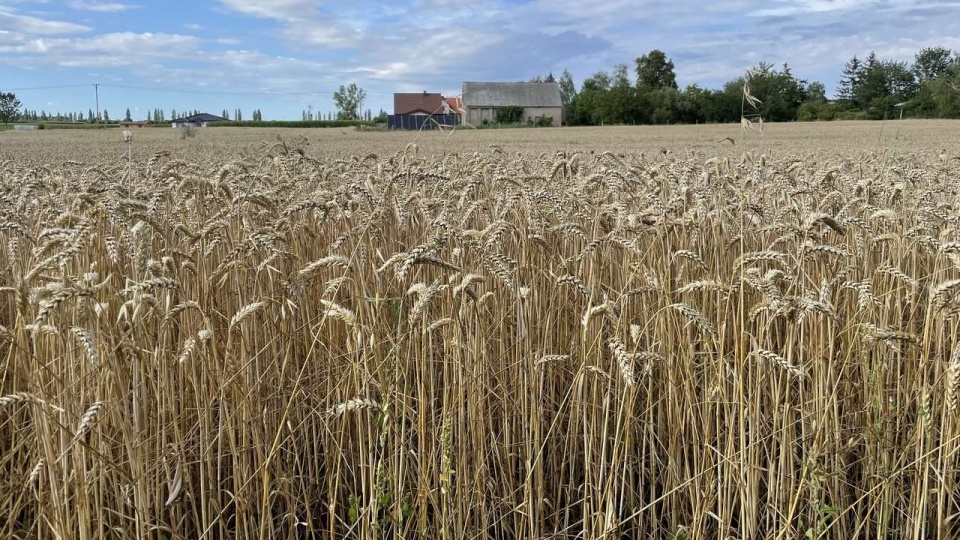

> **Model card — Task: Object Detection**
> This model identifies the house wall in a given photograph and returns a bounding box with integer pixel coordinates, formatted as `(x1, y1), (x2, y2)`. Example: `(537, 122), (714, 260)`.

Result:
(523, 107), (562, 124)
(465, 106), (562, 125)
(464, 107), (493, 125)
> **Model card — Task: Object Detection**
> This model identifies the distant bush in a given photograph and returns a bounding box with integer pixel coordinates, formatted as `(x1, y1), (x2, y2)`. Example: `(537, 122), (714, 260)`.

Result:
(497, 106), (524, 124)
(797, 102), (837, 121)
(833, 110), (867, 121)
(529, 116), (554, 127)
(207, 120), (374, 128)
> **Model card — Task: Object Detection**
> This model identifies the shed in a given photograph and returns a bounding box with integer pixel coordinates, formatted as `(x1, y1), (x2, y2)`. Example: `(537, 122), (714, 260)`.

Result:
(120, 121), (148, 128)
(462, 82), (562, 126)
(171, 113), (226, 128)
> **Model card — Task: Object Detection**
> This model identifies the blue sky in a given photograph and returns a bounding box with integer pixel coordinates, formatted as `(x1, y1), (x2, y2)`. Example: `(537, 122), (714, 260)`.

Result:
(2, 0), (959, 120)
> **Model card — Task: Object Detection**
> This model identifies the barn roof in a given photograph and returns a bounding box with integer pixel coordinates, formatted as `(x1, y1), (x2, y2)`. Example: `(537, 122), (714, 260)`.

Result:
(462, 82), (561, 108)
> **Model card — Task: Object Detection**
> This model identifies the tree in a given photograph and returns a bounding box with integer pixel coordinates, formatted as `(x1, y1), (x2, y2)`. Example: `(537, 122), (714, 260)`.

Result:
(605, 63), (640, 124)
(571, 70), (611, 125)
(0, 92), (22, 125)
(557, 69), (577, 124)
(805, 81), (827, 102)
(852, 52), (919, 118)
(837, 55), (862, 106)
(635, 49), (678, 91)
(645, 87), (681, 124)
(915, 63), (960, 117)
(722, 62), (806, 122)
(883, 60), (919, 101)
(102, 109), (110, 122)
(796, 80), (831, 120)
(913, 46), (953, 83)
(612, 62), (631, 88)
(124, 107), (132, 121)
(88, 108), (95, 122)
(333, 83), (366, 121)
(530, 73), (556, 83)
(676, 85), (707, 123)
(147, 110), (152, 122)
(854, 52), (887, 111)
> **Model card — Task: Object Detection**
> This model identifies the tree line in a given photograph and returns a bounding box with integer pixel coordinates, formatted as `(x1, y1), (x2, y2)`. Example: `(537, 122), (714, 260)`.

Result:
(1, 104), (264, 125)
(551, 46), (960, 125)
(0, 82), (370, 126)
(299, 108), (387, 123)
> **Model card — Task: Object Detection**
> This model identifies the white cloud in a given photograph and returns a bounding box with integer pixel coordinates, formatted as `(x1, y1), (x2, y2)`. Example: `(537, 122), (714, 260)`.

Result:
(0, 7), (91, 34)
(147, 49), (345, 97)
(68, 1), (138, 12)
(216, 0), (368, 48)
(751, 0), (875, 17)
(0, 32), (202, 67)
(217, 0), (318, 20)
(280, 22), (364, 48)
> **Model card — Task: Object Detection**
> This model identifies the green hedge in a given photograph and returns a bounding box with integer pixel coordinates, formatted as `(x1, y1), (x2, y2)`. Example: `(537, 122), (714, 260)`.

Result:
(206, 120), (375, 128)
(5, 122), (121, 130)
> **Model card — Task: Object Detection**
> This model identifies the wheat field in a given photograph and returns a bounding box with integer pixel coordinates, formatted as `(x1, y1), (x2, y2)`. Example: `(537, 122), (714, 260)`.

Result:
(2, 122), (960, 539)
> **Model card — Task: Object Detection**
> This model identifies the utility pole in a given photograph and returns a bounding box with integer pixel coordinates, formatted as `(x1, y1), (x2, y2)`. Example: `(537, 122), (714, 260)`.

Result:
(94, 84), (100, 128)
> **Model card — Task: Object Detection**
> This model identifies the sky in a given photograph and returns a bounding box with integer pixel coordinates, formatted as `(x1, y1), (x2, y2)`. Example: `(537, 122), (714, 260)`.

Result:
(1, 0), (959, 121)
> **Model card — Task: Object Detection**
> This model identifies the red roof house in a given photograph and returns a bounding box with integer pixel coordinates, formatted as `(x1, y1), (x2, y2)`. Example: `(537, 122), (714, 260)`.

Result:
(443, 97), (462, 115)
(394, 92), (444, 115)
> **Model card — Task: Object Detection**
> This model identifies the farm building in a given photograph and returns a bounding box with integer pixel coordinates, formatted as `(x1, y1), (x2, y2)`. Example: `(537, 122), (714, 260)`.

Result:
(394, 92), (444, 115)
(120, 120), (148, 128)
(444, 97), (462, 116)
(462, 82), (562, 126)
(388, 92), (459, 130)
(171, 113), (226, 128)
